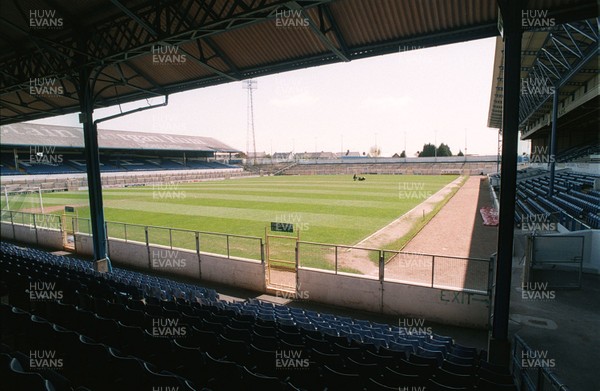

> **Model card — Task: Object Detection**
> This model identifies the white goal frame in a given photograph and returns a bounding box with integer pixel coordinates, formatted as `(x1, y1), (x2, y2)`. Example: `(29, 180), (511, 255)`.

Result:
(1, 186), (44, 213)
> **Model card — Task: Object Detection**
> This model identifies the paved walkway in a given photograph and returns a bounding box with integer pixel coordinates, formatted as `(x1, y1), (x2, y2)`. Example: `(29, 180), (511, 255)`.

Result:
(385, 175), (498, 290)
(401, 175), (497, 258)
(355, 176), (466, 249)
(334, 176), (467, 276)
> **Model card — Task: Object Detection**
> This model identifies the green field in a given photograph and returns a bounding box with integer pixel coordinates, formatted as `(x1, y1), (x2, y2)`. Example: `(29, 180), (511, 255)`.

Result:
(43, 175), (453, 240)
(2, 175), (457, 268)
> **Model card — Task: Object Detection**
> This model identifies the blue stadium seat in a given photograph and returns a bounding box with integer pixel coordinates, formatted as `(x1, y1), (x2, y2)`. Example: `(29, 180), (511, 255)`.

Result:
(0, 242), (511, 390)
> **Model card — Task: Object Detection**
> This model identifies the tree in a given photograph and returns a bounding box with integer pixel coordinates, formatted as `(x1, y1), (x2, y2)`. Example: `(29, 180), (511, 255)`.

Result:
(418, 143), (436, 157)
(457, 150), (464, 157)
(437, 143), (452, 157)
(400, 150), (406, 158)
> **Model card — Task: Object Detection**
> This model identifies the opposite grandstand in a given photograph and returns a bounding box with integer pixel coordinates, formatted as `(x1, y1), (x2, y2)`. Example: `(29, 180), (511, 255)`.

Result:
(0, 123), (240, 177)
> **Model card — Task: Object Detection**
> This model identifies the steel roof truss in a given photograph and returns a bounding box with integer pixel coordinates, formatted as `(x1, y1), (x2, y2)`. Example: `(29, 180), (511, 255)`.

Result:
(110, 0), (158, 37)
(519, 18), (599, 126)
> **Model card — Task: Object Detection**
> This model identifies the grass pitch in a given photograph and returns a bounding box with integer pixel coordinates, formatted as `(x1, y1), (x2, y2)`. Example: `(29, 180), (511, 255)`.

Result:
(3, 175), (457, 269)
(33, 175), (456, 243)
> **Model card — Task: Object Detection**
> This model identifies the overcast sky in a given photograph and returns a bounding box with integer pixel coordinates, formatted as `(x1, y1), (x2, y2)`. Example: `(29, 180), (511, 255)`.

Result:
(29, 36), (529, 157)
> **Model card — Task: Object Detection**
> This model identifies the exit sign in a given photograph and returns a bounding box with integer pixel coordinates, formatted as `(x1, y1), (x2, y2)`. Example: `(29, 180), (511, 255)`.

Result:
(271, 222), (294, 233)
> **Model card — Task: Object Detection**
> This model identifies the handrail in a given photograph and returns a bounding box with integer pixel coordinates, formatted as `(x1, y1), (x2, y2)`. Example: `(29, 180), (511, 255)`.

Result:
(105, 220), (263, 241)
(513, 334), (571, 391)
(2, 209), (493, 293)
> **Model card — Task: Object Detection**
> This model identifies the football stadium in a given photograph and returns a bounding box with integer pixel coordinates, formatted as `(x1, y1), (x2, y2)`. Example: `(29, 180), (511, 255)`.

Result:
(1, 1), (599, 391)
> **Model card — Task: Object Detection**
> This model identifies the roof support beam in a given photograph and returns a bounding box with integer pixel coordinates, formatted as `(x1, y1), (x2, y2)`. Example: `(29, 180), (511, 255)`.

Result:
(110, 0), (158, 37)
(320, 4), (350, 57)
(288, 2), (349, 62)
(203, 37), (242, 79)
(179, 47), (238, 81)
(121, 62), (166, 95)
(519, 18), (599, 127)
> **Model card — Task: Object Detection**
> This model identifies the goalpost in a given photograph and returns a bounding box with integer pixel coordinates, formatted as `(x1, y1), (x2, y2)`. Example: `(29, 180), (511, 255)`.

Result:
(1, 186), (45, 214)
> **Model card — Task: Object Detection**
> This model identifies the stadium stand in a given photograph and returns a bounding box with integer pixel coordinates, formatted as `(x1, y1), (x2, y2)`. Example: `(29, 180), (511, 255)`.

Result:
(0, 123), (241, 177)
(281, 161), (497, 176)
(514, 170), (600, 230)
(0, 242), (516, 390)
(555, 142), (600, 163)
(0, 153), (241, 176)
(0, 158), (21, 176)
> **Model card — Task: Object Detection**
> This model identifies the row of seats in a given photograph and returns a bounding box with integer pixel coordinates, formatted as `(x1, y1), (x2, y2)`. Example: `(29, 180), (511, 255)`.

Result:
(1, 299), (516, 391)
(515, 170), (600, 229)
(0, 155), (239, 176)
(1, 305), (201, 391)
(1, 242), (218, 303)
(554, 192), (599, 214)
(0, 242), (517, 390)
(555, 143), (600, 163)
(555, 172), (600, 192)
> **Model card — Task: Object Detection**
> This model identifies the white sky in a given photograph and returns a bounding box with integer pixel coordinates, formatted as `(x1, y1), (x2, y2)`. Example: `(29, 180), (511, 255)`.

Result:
(29, 36), (530, 156)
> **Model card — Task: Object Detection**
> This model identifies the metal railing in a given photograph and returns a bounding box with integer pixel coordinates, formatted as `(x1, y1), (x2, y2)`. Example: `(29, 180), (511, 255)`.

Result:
(0, 210), (263, 262)
(298, 240), (491, 293)
(298, 241), (380, 276)
(2, 210), (491, 293)
(106, 222), (264, 262)
(512, 334), (570, 391)
(384, 250), (491, 293)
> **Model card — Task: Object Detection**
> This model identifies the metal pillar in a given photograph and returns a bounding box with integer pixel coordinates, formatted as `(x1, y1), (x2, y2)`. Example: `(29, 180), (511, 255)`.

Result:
(489, 0), (522, 367)
(78, 67), (112, 272)
(548, 88), (559, 196)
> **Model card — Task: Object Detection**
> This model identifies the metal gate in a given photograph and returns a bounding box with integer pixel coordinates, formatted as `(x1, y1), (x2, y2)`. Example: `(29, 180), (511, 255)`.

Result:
(264, 228), (299, 293)
(61, 214), (76, 251)
(525, 234), (583, 289)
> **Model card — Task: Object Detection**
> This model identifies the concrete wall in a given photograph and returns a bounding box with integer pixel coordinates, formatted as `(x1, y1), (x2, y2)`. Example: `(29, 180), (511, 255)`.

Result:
(2, 223), (491, 328)
(298, 268), (381, 313)
(74, 233), (93, 257)
(200, 253), (265, 292)
(1, 222), (63, 251)
(381, 282), (489, 329)
(147, 244), (201, 280)
(299, 268), (489, 329)
(36, 228), (63, 249)
(1, 222), (15, 240)
(108, 239), (149, 270)
(13, 225), (37, 245)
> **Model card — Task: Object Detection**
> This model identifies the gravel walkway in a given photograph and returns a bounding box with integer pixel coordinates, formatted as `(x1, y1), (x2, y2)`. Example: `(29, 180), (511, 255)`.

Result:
(401, 176), (498, 258)
(385, 175), (498, 290)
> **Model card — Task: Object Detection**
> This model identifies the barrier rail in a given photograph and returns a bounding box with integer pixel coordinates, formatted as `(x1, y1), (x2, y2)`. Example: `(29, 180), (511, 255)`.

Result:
(512, 334), (570, 391)
(0, 168), (249, 189)
(2, 210), (491, 293)
(298, 240), (490, 293)
(0, 210), (263, 262)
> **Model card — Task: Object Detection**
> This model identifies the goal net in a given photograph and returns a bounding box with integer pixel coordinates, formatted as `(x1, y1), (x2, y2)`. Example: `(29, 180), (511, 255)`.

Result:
(1, 186), (45, 215)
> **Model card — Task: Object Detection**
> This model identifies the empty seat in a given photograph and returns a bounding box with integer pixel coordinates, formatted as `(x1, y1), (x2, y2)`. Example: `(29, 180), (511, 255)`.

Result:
(321, 365), (362, 391)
